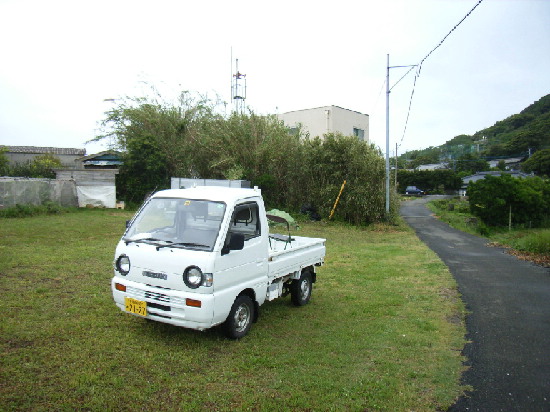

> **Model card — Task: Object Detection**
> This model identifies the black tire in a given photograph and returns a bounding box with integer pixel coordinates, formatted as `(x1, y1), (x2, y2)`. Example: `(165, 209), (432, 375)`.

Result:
(291, 271), (313, 306)
(223, 295), (254, 339)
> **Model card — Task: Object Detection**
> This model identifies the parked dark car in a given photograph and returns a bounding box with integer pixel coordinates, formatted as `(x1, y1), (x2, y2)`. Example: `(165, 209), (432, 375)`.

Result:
(405, 186), (424, 195)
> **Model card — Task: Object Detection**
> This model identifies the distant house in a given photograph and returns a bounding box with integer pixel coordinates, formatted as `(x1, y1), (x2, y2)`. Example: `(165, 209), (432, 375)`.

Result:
(460, 171), (530, 196)
(75, 151), (122, 169)
(416, 163), (448, 171)
(1, 145), (86, 168)
(487, 157), (525, 171)
(278, 105), (369, 142)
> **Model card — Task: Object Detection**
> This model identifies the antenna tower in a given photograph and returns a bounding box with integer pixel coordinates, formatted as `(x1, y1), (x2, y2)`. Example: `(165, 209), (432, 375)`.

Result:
(231, 58), (246, 114)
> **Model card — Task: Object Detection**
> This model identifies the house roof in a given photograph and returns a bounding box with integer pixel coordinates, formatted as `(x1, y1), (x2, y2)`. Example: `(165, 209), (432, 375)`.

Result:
(0, 145), (86, 156)
(461, 171), (531, 187)
(416, 163), (448, 171)
(280, 105), (369, 117)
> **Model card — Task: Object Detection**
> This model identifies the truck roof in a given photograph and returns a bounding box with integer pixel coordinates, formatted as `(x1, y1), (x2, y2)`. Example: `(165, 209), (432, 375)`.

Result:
(152, 186), (261, 203)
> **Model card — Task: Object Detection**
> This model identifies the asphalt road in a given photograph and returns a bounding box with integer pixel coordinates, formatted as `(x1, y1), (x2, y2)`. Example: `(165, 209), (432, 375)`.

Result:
(400, 196), (550, 411)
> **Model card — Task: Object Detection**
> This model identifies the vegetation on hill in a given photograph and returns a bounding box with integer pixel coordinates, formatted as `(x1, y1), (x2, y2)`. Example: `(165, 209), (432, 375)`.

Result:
(401, 94), (550, 173)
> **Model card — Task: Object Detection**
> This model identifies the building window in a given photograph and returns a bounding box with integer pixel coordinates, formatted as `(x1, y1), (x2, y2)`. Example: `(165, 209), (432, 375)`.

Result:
(353, 128), (365, 140)
(287, 127), (299, 136)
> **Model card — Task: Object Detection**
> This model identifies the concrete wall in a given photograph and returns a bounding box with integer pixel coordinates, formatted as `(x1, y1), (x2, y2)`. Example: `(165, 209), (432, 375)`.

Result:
(278, 105), (369, 142)
(1, 146), (86, 168)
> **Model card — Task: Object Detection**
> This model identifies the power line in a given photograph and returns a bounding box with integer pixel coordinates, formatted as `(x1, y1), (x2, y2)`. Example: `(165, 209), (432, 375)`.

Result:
(397, 0), (485, 149)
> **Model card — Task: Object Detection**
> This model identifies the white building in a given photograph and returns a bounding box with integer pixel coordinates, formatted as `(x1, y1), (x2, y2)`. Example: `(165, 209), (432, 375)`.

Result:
(416, 163), (448, 171)
(278, 105), (369, 142)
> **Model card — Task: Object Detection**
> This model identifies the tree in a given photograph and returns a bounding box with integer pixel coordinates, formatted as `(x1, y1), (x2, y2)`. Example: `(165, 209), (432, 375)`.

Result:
(522, 149), (550, 177)
(455, 153), (490, 174)
(8, 153), (62, 178)
(93, 88), (392, 224)
(397, 170), (462, 194)
(0, 148), (9, 176)
(468, 174), (549, 227)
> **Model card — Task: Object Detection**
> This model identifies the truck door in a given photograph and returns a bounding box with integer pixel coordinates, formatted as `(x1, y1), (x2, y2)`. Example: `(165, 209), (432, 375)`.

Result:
(213, 201), (268, 319)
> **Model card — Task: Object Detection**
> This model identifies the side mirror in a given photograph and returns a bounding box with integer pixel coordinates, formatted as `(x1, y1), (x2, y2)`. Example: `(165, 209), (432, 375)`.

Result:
(222, 233), (245, 255)
(126, 220), (131, 229)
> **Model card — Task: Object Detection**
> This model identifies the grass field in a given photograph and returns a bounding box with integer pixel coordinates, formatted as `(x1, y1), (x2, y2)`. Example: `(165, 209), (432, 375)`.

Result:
(1, 210), (467, 411)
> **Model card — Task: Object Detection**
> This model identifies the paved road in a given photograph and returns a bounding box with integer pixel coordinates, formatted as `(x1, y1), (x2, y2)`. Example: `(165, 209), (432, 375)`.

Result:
(400, 197), (550, 411)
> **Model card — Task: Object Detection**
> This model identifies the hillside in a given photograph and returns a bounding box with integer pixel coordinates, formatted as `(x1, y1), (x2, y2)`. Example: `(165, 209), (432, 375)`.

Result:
(402, 94), (550, 166)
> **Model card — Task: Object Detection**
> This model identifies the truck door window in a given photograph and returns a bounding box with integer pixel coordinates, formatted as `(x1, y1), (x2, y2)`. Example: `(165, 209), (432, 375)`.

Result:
(228, 202), (261, 241)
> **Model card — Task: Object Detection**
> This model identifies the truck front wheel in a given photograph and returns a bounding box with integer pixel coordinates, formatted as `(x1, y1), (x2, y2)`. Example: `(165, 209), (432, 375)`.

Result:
(291, 271), (312, 306)
(223, 295), (254, 339)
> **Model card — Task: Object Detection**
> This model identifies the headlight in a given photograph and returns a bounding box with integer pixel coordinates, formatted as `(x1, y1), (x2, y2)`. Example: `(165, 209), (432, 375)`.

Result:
(183, 266), (203, 289)
(183, 266), (213, 288)
(116, 255), (130, 275)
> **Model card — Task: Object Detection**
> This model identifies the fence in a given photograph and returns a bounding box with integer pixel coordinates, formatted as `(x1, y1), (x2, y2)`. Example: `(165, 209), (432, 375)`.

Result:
(0, 177), (78, 208)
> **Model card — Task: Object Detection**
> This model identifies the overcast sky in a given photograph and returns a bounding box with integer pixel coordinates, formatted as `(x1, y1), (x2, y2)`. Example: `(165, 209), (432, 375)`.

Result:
(0, 0), (549, 157)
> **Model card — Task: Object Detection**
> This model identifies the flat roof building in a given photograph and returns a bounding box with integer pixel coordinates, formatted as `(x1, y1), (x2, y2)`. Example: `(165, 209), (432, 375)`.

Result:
(278, 105), (369, 142)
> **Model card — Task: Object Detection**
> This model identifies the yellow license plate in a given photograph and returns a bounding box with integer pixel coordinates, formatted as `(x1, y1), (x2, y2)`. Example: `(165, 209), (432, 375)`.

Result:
(125, 297), (147, 317)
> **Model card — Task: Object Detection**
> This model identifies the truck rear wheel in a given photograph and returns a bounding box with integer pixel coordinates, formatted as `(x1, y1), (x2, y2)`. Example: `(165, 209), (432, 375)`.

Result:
(223, 295), (254, 339)
(291, 271), (312, 306)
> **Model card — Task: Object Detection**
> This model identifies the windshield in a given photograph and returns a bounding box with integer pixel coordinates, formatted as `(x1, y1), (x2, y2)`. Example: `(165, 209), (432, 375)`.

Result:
(124, 198), (226, 251)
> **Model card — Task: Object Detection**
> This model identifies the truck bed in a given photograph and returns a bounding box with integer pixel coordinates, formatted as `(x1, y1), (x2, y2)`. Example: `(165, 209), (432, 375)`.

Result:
(267, 235), (325, 280)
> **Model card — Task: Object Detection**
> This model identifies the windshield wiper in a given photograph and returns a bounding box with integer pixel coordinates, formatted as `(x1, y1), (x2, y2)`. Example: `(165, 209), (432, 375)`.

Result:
(124, 237), (163, 245)
(155, 242), (210, 250)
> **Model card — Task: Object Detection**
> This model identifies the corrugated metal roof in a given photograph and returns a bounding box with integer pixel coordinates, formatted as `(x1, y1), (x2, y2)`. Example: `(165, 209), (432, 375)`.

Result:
(0, 145), (86, 155)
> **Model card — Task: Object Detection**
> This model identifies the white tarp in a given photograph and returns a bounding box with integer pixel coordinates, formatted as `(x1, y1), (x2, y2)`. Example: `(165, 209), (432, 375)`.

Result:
(76, 185), (116, 208)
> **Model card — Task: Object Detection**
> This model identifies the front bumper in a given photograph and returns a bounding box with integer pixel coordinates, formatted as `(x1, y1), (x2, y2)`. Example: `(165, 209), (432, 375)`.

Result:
(111, 277), (216, 331)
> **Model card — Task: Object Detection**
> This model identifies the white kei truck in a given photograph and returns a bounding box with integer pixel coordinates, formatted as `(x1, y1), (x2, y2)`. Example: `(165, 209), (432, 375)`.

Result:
(111, 186), (326, 339)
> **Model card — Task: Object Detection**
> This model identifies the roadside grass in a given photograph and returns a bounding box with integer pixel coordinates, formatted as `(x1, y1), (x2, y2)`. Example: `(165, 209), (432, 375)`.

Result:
(1, 210), (467, 411)
(427, 197), (550, 266)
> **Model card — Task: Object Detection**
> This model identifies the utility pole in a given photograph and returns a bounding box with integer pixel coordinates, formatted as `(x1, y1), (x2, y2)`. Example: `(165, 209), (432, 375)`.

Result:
(385, 54), (390, 215)
(385, 54), (417, 216)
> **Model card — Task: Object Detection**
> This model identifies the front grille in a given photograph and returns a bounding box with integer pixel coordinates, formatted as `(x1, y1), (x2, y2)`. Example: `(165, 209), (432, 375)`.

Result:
(125, 285), (186, 308)
(145, 290), (170, 303)
(147, 302), (170, 311)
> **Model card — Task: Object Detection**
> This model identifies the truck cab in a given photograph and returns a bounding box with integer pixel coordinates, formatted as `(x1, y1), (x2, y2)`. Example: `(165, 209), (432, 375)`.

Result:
(111, 186), (325, 338)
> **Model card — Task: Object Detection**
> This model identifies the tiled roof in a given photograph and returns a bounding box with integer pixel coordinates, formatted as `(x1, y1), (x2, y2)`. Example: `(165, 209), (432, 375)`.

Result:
(0, 145), (86, 155)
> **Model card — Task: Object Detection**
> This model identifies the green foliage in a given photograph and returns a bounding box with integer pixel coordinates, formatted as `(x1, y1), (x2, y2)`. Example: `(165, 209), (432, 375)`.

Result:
(4, 153), (62, 179)
(397, 170), (462, 194)
(404, 146), (442, 169)
(510, 230), (550, 255)
(0, 147), (9, 175)
(467, 174), (550, 227)
(428, 198), (490, 236)
(94, 91), (391, 225)
(522, 149), (550, 176)
(399, 93), (550, 164)
(301, 134), (393, 224)
(455, 153), (490, 175)
(0, 201), (74, 218)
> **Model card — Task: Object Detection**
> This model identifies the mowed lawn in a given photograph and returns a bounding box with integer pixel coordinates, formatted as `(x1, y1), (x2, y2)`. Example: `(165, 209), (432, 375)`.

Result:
(0, 210), (467, 411)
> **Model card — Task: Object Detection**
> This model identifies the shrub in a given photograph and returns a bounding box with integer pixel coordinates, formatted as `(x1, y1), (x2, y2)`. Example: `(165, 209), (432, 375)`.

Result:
(468, 175), (550, 227)
(0, 202), (71, 218)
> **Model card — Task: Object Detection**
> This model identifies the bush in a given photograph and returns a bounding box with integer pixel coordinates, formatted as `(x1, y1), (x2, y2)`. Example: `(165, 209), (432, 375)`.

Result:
(513, 230), (550, 255)
(96, 92), (394, 225)
(468, 175), (550, 227)
(397, 170), (462, 194)
(0, 202), (71, 218)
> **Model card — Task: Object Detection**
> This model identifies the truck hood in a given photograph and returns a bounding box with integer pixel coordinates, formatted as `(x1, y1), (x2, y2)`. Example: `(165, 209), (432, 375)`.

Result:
(114, 240), (215, 292)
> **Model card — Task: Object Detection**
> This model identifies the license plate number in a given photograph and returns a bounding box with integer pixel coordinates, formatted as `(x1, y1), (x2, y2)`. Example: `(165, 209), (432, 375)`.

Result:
(125, 297), (147, 317)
